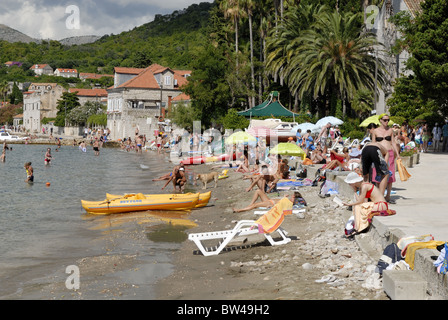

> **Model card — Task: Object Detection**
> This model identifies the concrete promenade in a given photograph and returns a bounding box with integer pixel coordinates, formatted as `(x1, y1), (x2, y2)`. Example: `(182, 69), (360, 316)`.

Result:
(377, 152), (448, 242)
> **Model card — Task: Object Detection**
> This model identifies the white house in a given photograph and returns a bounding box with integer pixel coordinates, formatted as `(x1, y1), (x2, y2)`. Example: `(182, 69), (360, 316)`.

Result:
(54, 68), (78, 78)
(106, 64), (191, 140)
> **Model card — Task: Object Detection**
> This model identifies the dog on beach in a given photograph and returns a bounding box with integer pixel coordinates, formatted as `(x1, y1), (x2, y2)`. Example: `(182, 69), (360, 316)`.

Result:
(195, 172), (219, 189)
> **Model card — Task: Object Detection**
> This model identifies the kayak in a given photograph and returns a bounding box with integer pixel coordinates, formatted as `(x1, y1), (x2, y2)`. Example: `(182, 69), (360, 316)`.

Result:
(105, 191), (212, 209)
(81, 193), (200, 215)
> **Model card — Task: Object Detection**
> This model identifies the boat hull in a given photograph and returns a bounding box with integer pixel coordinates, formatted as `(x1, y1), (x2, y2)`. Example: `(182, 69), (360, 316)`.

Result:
(82, 193), (200, 215)
(105, 191), (212, 209)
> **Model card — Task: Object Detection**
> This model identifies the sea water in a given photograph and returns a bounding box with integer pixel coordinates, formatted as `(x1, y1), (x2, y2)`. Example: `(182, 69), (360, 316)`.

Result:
(0, 143), (194, 299)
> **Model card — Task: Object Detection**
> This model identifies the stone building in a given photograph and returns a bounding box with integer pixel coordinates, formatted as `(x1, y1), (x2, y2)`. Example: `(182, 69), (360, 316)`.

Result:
(22, 83), (65, 133)
(69, 88), (108, 106)
(106, 64), (191, 141)
(54, 68), (78, 78)
(29, 64), (53, 76)
(369, 0), (424, 114)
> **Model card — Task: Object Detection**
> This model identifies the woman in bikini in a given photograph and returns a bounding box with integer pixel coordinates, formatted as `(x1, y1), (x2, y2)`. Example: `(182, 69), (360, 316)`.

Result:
(371, 114), (401, 203)
(342, 172), (395, 235)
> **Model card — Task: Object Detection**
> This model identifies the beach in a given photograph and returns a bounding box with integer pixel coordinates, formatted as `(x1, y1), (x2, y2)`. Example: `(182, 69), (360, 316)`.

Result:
(155, 163), (389, 300)
(1, 139), (392, 300)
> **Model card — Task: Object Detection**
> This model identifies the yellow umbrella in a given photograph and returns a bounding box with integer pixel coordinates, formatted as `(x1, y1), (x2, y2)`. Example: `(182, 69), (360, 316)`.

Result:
(225, 131), (256, 145)
(269, 143), (305, 156)
(360, 115), (395, 127)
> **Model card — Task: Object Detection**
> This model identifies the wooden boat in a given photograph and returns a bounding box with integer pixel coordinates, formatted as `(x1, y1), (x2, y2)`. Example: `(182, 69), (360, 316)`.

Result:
(105, 191), (212, 209)
(81, 193), (200, 215)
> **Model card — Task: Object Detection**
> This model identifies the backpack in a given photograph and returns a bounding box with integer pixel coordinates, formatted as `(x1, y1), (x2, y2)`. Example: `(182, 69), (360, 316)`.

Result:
(377, 243), (403, 275)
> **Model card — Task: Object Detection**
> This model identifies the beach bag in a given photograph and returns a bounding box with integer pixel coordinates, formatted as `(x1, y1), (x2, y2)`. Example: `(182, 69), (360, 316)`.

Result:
(439, 243), (448, 275)
(397, 158), (411, 182)
(296, 166), (307, 178)
(377, 243), (403, 275)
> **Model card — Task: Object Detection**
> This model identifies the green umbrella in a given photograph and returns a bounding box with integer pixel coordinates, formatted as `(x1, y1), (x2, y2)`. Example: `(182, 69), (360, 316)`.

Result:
(360, 115), (395, 127)
(269, 143), (305, 156)
(225, 131), (256, 145)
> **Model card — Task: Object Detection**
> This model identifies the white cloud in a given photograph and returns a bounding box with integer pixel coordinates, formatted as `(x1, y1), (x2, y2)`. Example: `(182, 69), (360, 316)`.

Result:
(0, 0), (213, 40)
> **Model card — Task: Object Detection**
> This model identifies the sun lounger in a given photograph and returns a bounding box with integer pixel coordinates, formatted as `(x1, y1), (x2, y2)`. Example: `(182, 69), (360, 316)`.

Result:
(188, 197), (293, 256)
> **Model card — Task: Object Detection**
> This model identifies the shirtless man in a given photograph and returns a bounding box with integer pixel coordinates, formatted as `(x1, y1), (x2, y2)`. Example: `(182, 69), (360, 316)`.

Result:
(161, 164), (186, 191)
(93, 139), (100, 156)
(135, 135), (143, 154)
(317, 123), (331, 148)
(371, 114), (401, 203)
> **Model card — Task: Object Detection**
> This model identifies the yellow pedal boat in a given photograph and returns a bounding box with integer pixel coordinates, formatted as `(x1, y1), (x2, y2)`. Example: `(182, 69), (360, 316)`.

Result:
(81, 192), (200, 215)
(105, 191), (211, 208)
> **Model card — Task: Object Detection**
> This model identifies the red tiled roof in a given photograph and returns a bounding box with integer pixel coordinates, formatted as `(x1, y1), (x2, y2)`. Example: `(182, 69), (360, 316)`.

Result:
(56, 68), (78, 73)
(403, 0), (424, 17)
(79, 73), (113, 79)
(172, 93), (190, 102)
(116, 67), (160, 89)
(114, 67), (144, 75)
(30, 64), (50, 70)
(69, 88), (108, 97)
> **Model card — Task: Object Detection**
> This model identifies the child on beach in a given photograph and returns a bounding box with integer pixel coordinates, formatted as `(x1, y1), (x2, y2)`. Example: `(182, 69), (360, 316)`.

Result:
(24, 162), (34, 183)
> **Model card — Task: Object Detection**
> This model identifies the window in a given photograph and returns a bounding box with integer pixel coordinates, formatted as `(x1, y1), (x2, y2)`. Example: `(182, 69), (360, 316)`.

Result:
(165, 75), (171, 86)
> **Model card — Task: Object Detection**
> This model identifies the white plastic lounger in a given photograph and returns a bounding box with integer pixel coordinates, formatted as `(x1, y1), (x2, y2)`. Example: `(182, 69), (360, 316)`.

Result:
(188, 197), (293, 256)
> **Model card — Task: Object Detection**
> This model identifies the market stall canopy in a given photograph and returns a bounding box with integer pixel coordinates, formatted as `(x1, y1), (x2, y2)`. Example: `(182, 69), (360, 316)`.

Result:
(238, 91), (304, 119)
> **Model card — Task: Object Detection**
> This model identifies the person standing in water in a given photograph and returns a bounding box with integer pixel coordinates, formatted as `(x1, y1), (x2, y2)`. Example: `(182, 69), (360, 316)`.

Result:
(24, 162), (34, 183)
(44, 148), (52, 165)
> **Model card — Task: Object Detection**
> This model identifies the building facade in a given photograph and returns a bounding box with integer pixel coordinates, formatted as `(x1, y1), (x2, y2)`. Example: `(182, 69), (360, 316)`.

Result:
(29, 64), (53, 76)
(106, 64), (191, 141)
(370, 0), (423, 114)
(22, 83), (65, 133)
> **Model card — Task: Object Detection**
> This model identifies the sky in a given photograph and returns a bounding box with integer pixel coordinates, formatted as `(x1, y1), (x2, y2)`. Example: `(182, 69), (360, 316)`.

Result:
(0, 0), (214, 40)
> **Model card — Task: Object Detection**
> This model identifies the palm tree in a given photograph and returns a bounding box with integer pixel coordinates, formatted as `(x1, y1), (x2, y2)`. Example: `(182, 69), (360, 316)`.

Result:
(220, 0), (246, 71)
(241, 0), (256, 108)
(273, 5), (386, 117)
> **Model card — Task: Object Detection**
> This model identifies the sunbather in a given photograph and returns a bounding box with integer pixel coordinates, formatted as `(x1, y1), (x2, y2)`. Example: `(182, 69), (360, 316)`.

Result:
(342, 172), (396, 236)
(233, 190), (299, 213)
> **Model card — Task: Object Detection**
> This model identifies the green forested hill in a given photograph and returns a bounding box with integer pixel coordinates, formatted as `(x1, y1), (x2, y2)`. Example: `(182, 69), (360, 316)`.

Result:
(0, 1), (214, 83)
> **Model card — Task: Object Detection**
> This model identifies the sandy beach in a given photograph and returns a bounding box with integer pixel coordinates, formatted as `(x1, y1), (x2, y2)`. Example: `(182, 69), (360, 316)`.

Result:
(6, 154), (390, 301)
(155, 163), (389, 300)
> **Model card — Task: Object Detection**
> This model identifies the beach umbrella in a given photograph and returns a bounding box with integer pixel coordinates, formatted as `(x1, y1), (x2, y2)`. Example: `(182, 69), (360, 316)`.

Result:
(246, 126), (277, 138)
(294, 122), (318, 133)
(269, 142), (305, 156)
(225, 131), (256, 145)
(315, 116), (344, 128)
(359, 115), (395, 127)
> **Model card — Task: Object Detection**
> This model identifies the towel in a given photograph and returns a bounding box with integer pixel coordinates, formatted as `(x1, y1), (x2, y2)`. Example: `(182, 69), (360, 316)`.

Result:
(353, 202), (396, 233)
(397, 158), (411, 181)
(404, 241), (445, 270)
(255, 197), (293, 234)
